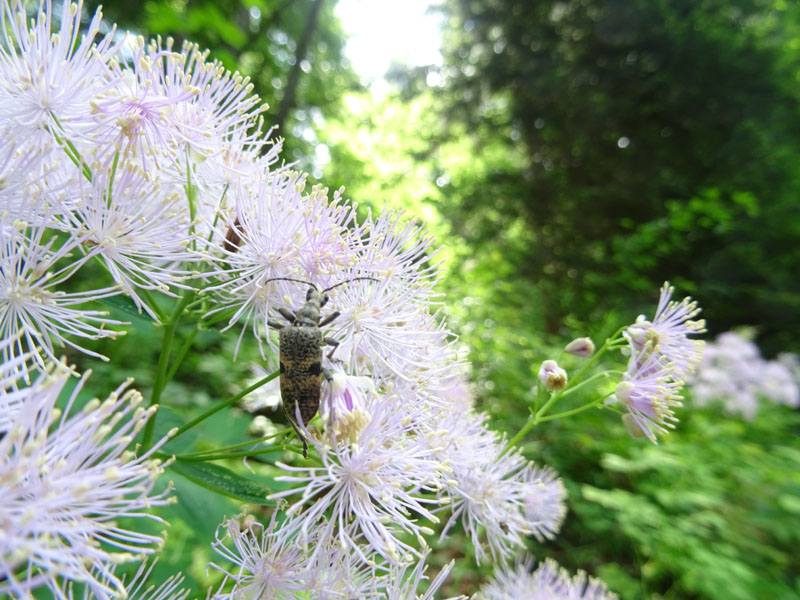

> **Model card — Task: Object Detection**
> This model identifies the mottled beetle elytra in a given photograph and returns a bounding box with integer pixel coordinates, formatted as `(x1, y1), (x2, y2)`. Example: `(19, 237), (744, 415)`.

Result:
(266, 276), (378, 457)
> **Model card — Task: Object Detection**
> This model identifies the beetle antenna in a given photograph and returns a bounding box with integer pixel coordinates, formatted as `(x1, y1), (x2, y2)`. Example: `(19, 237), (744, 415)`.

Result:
(322, 277), (379, 293)
(264, 277), (318, 289)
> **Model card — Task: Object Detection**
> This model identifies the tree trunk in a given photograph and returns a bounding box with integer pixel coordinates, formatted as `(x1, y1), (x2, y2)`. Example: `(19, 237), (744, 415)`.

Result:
(271, 0), (325, 135)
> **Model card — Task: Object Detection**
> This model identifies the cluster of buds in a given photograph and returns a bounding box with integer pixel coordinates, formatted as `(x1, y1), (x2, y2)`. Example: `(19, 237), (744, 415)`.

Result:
(537, 337), (595, 392)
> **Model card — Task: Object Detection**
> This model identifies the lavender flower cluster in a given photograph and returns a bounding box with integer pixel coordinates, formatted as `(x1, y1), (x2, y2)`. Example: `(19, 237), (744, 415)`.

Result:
(609, 283), (706, 442)
(0, 1), (594, 597)
(688, 331), (799, 420)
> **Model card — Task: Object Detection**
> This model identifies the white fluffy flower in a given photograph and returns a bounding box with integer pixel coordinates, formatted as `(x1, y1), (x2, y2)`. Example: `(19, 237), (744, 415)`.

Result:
(327, 211), (459, 384)
(59, 164), (195, 318)
(86, 35), (267, 168)
(63, 560), (189, 600)
(320, 277), (460, 386)
(477, 556), (618, 600)
(0, 0), (119, 152)
(624, 282), (705, 381)
(609, 350), (683, 443)
(308, 526), (385, 600)
(521, 464), (568, 541)
(270, 392), (443, 564)
(209, 515), (458, 600)
(0, 332), (31, 414)
(202, 171), (359, 357)
(187, 132), (284, 239)
(0, 366), (174, 599)
(436, 411), (566, 563)
(0, 141), (58, 217)
(209, 513), (316, 600)
(377, 551), (462, 600)
(0, 210), (124, 380)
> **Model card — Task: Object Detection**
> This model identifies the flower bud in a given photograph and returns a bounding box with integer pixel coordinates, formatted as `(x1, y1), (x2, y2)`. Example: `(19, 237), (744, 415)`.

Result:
(564, 337), (595, 357)
(538, 360), (568, 392)
(622, 414), (646, 439)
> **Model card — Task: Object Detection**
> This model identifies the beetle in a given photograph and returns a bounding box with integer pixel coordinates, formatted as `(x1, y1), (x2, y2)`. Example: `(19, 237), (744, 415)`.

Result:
(266, 276), (377, 457)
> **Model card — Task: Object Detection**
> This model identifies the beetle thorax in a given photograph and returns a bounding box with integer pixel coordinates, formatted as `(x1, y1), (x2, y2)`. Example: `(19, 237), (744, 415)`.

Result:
(293, 301), (318, 325)
(292, 289), (328, 326)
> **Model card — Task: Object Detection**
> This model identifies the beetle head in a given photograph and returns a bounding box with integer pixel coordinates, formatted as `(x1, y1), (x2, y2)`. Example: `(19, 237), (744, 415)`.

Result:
(306, 287), (329, 307)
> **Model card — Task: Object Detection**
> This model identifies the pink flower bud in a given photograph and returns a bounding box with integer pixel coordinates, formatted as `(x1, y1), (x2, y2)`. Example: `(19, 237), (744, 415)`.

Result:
(538, 360), (568, 392)
(564, 337), (595, 357)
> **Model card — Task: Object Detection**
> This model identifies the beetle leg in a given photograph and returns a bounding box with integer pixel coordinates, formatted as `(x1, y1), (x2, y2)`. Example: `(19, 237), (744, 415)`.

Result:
(277, 307), (296, 323)
(318, 310), (341, 328)
(290, 406), (310, 459)
(267, 319), (284, 330)
(323, 336), (339, 360)
(277, 308), (296, 323)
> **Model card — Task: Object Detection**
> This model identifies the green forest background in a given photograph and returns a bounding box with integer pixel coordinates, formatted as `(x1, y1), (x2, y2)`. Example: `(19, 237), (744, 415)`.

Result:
(77, 1), (800, 598)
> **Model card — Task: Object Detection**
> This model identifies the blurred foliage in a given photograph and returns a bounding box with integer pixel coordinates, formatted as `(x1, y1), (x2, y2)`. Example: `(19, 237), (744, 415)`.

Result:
(428, 323), (800, 599)
(543, 395), (800, 600)
(426, 0), (800, 355)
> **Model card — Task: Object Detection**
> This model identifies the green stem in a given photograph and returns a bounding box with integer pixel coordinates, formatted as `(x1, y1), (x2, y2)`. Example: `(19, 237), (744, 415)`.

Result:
(47, 118), (93, 182)
(178, 428), (291, 458)
(558, 370), (622, 398)
(533, 379), (543, 414)
(568, 332), (618, 388)
(200, 309), (238, 328)
(500, 416), (536, 457)
(502, 385), (609, 456)
(175, 445), (284, 462)
(537, 393), (614, 422)
(503, 328), (628, 456)
(164, 328), (199, 382)
(141, 291), (196, 450)
(538, 328), (625, 413)
(182, 295), (208, 314)
(106, 150), (120, 208)
(139, 288), (168, 323)
(534, 391), (562, 421)
(204, 185), (228, 245)
(169, 371), (280, 442)
(185, 153), (199, 252)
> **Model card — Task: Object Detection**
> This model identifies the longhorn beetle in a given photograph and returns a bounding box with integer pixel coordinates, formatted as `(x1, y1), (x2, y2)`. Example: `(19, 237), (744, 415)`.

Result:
(266, 276), (378, 457)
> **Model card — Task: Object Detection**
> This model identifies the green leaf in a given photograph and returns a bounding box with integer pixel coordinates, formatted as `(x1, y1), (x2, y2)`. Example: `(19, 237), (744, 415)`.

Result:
(777, 494), (800, 514)
(100, 294), (152, 325)
(169, 460), (275, 505)
(152, 406), (198, 454)
(158, 471), (236, 542)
